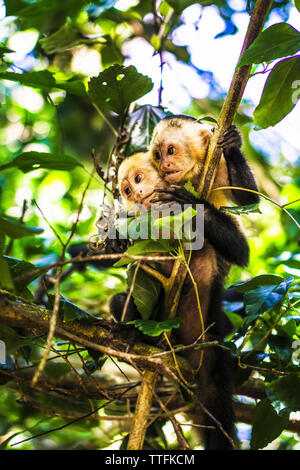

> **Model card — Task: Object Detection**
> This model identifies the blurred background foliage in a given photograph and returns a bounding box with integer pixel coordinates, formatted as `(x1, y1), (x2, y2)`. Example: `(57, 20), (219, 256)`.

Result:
(0, 0), (299, 451)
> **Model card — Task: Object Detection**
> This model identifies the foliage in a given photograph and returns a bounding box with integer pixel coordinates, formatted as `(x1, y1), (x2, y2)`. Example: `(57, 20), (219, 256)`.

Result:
(0, 0), (299, 452)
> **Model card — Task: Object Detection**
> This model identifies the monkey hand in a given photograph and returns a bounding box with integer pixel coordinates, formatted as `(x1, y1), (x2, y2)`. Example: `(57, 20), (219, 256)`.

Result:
(151, 185), (203, 206)
(103, 234), (131, 255)
(217, 125), (242, 151)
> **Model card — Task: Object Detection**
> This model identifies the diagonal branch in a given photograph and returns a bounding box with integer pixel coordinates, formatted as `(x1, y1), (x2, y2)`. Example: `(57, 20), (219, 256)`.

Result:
(198, 0), (273, 199)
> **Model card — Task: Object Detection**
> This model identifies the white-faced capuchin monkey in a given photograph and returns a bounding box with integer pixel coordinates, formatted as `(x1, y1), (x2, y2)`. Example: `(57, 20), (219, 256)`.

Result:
(110, 151), (251, 450)
(150, 115), (259, 209)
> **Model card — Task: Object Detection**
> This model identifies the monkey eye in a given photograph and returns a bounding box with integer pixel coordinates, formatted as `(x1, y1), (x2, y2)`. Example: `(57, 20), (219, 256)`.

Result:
(135, 174), (142, 183)
(124, 187), (131, 196)
(154, 151), (161, 161)
(167, 146), (175, 155)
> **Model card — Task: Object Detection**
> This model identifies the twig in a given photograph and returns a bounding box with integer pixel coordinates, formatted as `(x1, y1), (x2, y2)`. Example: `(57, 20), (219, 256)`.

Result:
(213, 185), (300, 232)
(11, 382), (139, 447)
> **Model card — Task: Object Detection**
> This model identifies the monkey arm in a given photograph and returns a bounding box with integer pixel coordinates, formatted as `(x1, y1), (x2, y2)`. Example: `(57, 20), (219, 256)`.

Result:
(223, 147), (260, 206)
(217, 126), (259, 206)
(152, 186), (249, 267)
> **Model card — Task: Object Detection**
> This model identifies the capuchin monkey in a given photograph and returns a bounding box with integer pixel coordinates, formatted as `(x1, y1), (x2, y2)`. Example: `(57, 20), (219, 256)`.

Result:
(111, 151), (251, 450)
(150, 115), (259, 209)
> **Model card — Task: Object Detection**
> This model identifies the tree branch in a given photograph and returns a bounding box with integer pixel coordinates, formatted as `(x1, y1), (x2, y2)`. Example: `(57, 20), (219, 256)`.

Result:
(198, 0), (273, 198)
(0, 290), (193, 382)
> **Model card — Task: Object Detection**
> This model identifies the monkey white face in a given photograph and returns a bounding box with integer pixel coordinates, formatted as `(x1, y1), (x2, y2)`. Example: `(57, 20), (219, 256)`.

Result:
(150, 118), (212, 184)
(118, 152), (167, 210)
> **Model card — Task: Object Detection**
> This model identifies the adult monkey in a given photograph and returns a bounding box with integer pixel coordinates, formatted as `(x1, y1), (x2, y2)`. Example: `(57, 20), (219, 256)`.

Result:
(149, 115), (259, 209)
(112, 151), (250, 450)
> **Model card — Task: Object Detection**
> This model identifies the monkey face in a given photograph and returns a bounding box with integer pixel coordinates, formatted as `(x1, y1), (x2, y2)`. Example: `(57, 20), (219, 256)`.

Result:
(150, 124), (212, 185)
(118, 153), (167, 210)
(151, 127), (195, 184)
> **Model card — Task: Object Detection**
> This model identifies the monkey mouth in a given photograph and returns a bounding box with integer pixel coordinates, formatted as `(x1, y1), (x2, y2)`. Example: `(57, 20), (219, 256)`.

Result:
(140, 192), (155, 206)
(163, 170), (181, 182)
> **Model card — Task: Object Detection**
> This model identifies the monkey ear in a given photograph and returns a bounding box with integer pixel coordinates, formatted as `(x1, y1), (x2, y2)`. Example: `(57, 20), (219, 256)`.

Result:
(199, 129), (211, 149)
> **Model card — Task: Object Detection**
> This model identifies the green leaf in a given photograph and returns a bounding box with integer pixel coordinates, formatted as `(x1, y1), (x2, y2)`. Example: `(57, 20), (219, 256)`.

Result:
(130, 317), (184, 336)
(223, 310), (244, 330)
(234, 274), (284, 293)
(150, 34), (161, 51)
(0, 70), (56, 89)
(250, 398), (289, 450)
(220, 203), (261, 215)
(266, 374), (300, 411)
(239, 23), (300, 66)
(123, 105), (170, 155)
(40, 20), (89, 54)
(4, 256), (39, 290)
(183, 180), (201, 199)
(127, 267), (162, 320)
(253, 56), (300, 129)
(88, 65), (153, 116)
(60, 297), (96, 323)
(0, 151), (83, 173)
(243, 276), (294, 317)
(295, 0), (300, 12)
(196, 115), (218, 124)
(0, 216), (43, 238)
(0, 70), (86, 97)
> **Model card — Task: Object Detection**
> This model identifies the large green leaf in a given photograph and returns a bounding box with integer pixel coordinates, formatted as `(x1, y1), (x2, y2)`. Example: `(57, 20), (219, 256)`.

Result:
(123, 105), (170, 155)
(0, 216), (43, 239)
(295, 0), (300, 12)
(254, 56), (300, 129)
(88, 65), (153, 116)
(243, 276), (293, 317)
(234, 274), (284, 293)
(0, 151), (83, 173)
(239, 23), (300, 66)
(0, 70), (86, 97)
(250, 398), (289, 450)
(127, 266), (162, 320)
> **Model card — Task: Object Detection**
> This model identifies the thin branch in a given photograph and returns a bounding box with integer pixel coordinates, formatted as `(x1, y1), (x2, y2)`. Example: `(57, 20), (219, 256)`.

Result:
(11, 382), (139, 447)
